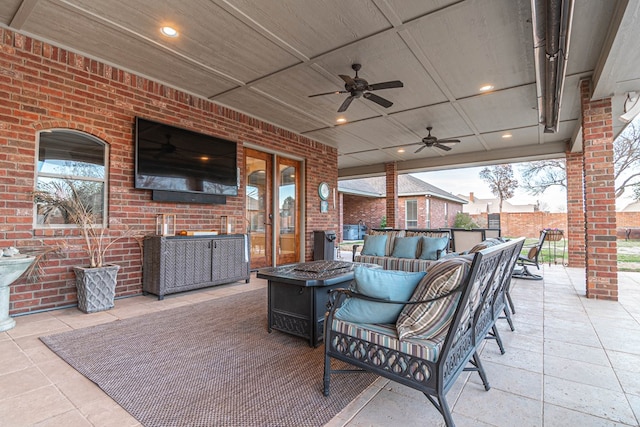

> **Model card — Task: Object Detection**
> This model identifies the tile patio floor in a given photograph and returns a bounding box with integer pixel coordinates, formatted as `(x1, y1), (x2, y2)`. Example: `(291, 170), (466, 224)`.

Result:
(1, 264), (639, 426)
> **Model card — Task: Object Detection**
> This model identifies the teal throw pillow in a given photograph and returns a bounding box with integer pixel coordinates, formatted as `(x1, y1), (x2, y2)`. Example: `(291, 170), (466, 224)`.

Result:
(391, 236), (421, 259)
(360, 234), (387, 256)
(419, 236), (449, 260)
(334, 266), (426, 324)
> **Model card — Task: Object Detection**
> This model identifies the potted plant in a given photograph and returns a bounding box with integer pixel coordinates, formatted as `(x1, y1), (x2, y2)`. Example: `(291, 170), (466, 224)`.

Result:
(34, 181), (139, 313)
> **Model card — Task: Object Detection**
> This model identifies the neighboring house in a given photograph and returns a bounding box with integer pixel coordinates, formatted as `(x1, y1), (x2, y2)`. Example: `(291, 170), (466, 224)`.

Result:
(621, 201), (640, 212)
(458, 193), (536, 214)
(339, 175), (466, 237)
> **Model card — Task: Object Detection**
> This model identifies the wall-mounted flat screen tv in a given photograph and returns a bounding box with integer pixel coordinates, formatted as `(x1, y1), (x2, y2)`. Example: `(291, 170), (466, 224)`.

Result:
(134, 117), (238, 196)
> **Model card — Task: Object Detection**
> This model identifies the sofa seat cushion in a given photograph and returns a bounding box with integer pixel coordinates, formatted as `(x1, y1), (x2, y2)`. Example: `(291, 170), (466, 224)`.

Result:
(354, 255), (434, 272)
(330, 318), (446, 363)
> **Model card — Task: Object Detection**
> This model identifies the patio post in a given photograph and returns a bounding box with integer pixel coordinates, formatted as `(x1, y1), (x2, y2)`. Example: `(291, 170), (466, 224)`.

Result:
(565, 151), (586, 267)
(385, 162), (398, 228)
(579, 78), (618, 300)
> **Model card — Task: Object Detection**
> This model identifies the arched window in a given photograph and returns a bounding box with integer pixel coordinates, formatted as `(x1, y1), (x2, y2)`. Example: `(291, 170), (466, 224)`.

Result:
(35, 130), (108, 227)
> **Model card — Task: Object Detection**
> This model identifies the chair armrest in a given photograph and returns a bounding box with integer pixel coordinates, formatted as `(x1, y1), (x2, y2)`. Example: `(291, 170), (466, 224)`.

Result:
(328, 285), (464, 308)
(352, 244), (362, 261)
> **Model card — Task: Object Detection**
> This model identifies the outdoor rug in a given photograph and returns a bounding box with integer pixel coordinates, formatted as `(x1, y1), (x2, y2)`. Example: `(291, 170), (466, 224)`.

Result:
(40, 289), (377, 426)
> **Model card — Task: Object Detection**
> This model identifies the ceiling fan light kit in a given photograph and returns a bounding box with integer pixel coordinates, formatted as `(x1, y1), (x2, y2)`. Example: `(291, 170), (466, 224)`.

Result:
(309, 63), (403, 112)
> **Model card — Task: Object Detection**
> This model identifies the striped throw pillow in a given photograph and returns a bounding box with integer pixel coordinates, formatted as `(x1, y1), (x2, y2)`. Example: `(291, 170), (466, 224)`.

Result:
(396, 257), (472, 340)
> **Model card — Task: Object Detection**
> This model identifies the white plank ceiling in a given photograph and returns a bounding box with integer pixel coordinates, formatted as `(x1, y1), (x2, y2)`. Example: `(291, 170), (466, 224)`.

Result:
(2, 0), (639, 177)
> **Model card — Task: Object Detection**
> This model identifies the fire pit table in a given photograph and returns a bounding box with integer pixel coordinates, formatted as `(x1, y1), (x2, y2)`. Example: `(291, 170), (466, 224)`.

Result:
(257, 260), (380, 347)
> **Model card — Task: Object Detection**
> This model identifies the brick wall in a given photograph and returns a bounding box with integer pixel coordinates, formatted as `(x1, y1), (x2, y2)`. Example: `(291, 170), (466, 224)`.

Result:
(342, 195), (464, 237)
(580, 78), (617, 300)
(0, 29), (337, 314)
(471, 211), (640, 239)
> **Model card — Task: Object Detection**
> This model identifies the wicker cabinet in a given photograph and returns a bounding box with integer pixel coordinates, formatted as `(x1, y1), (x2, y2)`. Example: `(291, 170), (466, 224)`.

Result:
(143, 235), (250, 299)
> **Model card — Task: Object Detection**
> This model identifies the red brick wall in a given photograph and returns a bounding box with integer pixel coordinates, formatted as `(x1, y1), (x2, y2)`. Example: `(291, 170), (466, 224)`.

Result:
(566, 151), (586, 267)
(0, 29), (337, 314)
(580, 78), (617, 300)
(385, 163), (398, 228)
(471, 212), (640, 239)
(342, 195), (387, 232)
(342, 195), (464, 237)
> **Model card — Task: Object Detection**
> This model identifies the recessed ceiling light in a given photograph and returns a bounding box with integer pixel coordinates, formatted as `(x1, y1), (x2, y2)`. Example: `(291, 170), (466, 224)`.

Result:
(161, 26), (179, 37)
(336, 117), (347, 124)
(479, 84), (494, 92)
(397, 148), (405, 153)
(502, 133), (512, 139)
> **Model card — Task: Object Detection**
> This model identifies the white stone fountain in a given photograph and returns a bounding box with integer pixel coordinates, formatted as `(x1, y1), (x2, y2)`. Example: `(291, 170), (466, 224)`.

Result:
(0, 249), (35, 332)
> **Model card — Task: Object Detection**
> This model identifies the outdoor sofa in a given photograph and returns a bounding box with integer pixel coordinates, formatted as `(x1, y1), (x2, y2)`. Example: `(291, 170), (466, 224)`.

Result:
(324, 237), (525, 427)
(352, 229), (451, 272)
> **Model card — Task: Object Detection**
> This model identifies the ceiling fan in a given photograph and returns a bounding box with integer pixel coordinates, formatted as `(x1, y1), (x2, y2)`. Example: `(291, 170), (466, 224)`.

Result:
(308, 63), (403, 112)
(414, 127), (461, 153)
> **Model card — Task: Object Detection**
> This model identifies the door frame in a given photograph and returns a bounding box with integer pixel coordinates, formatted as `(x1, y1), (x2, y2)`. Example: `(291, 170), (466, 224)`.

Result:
(244, 145), (305, 268)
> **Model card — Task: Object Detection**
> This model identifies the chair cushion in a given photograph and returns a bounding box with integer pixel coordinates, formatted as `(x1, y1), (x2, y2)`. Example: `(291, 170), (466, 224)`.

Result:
(396, 257), (472, 340)
(360, 234), (387, 256)
(418, 236), (449, 260)
(391, 236), (421, 259)
(334, 267), (426, 324)
(330, 318), (446, 364)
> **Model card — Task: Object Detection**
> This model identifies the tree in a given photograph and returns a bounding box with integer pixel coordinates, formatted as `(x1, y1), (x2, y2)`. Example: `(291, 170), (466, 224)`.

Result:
(519, 121), (640, 200)
(479, 164), (518, 213)
(453, 212), (479, 229)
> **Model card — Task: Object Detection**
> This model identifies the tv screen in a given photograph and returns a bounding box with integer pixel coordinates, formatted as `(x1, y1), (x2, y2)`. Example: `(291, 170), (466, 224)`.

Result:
(135, 117), (238, 196)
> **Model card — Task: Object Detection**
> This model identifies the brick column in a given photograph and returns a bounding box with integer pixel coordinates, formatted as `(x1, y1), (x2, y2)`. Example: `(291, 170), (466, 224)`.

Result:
(565, 151), (585, 267)
(385, 162), (399, 228)
(580, 78), (618, 300)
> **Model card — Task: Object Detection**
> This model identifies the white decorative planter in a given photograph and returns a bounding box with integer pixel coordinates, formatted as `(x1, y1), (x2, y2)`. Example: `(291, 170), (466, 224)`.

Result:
(0, 255), (35, 331)
(73, 265), (120, 313)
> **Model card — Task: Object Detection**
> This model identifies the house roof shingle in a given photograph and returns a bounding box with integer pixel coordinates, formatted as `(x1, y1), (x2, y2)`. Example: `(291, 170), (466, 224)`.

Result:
(338, 175), (467, 204)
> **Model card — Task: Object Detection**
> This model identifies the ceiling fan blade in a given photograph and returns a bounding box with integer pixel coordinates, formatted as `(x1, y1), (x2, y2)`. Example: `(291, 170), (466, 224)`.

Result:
(434, 143), (452, 151)
(363, 92), (393, 108)
(339, 74), (356, 85)
(337, 95), (355, 112)
(414, 145), (427, 153)
(308, 90), (348, 98)
(368, 80), (404, 91)
(437, 139), (461, 144)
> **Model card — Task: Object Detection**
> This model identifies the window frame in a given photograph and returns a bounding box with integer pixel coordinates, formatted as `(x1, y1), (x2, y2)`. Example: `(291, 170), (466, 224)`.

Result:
(405, 199), (418, 228)
(34, 129), (109, 229)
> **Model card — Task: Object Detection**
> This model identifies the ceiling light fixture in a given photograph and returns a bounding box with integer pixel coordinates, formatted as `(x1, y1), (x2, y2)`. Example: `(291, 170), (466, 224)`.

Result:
(397, 148), (405, 153)
(336, 117), (347, 124)
(160, 26), (179, 37)
(479, 84), (494, 92)
(502, 133), (512, 139)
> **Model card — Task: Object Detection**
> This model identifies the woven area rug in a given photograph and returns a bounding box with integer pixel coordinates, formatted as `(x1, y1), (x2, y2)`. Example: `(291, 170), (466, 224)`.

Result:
(41, 289), (377, 426)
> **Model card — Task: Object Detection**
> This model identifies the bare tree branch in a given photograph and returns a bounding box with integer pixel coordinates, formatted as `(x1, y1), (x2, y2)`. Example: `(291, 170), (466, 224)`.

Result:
(479, 164), (518, 213)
